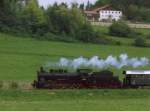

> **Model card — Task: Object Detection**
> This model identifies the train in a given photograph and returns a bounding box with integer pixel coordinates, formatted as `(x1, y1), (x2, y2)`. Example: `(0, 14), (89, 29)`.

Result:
(33, 67), (150, 89)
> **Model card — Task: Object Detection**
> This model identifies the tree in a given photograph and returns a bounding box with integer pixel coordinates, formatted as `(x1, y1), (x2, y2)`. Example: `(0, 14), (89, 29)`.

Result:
(46, 5), (86, 35)
(94, 0), (110, 7)
(46, 5), (71, 34)
(86, 1), (92, 10)
(76, 23), (97, 42)
(0, 0), (20, 28)
(127, 5), (139, 21)
(21, 0), (46, 34)
(71, 2), (78, 8)
(24, 0), (45, 24)
(79, 3), (85, 10)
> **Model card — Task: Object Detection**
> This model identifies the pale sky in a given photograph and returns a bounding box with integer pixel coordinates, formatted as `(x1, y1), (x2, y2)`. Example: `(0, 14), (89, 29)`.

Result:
(38, 0), (97, 8)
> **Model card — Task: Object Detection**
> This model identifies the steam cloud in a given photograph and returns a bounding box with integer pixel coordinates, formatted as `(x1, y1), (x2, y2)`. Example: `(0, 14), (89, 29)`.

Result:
(46, 54), (149, 69)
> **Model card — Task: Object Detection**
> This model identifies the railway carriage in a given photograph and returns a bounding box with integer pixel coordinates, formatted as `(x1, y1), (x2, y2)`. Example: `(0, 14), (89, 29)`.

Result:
(123, 70), (150, 88)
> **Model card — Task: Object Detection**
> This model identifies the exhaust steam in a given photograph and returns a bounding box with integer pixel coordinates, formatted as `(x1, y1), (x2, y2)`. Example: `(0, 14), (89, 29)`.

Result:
(45, 54), (149, 69)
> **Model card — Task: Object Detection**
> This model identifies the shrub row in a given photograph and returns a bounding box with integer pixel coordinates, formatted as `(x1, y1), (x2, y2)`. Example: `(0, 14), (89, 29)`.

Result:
(0, 81), (18, 89)
(108, 21), (150, 47)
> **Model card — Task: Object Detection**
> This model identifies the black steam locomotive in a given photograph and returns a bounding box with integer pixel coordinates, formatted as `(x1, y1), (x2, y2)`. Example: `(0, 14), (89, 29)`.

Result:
(33, 67), (150, 89)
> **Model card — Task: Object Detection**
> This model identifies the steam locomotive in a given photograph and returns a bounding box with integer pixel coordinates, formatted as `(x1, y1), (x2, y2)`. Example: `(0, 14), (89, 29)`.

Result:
(33, 67), (150, 89)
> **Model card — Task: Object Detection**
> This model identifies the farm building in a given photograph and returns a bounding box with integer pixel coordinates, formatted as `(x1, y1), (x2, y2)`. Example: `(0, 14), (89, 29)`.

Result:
(84, 5), (123, 22)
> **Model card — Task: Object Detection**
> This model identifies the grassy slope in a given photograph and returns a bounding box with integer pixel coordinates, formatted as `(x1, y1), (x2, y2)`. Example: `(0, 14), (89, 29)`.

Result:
(94, 26), (150, 45)
(94, 26), (150, 36)
(0, 33), (150, 81)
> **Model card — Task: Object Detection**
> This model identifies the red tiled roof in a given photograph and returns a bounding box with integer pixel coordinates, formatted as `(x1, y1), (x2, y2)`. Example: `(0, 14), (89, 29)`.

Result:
(84, 4), (112, 14)
(93, 4), (112, 12)
(84, 10), (97, 14)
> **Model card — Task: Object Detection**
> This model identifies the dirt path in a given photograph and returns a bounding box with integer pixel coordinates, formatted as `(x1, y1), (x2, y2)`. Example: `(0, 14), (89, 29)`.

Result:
(91, 22), (150, 28)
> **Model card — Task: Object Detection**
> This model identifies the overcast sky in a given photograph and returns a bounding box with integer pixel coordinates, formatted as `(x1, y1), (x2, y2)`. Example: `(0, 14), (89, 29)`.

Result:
(38, 0), (97, 8)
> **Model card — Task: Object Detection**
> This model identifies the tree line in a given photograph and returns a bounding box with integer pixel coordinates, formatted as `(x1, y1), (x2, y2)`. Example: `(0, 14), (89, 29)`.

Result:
(0, 0), (99, 43)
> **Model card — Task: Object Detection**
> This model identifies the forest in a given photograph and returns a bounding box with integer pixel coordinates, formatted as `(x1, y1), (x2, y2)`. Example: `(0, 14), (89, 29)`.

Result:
(0, 0), (99, 42)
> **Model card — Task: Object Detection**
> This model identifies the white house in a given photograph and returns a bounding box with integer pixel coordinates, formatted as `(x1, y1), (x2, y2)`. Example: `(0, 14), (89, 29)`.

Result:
(84, 5), (123, 22)
(99, 10), (122, 21)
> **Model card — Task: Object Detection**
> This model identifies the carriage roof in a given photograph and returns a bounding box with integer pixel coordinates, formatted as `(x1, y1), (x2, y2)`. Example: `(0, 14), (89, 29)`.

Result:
(124, 70), (150, 75)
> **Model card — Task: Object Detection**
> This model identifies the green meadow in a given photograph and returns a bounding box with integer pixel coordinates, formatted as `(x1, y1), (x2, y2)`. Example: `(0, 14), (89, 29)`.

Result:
(0, 33), (150, 81)
(0, 32), (150, 111)
(0, 89), (150, 111)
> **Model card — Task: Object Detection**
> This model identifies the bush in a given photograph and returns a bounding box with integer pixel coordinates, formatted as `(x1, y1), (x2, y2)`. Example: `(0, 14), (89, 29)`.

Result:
(94, 35), (122, 45)
(134, 37), (147, 47)
(115, 41), (122, 46)
(145, 34), (150, 39)
(76, 29), (96, 42)
(76, 23), (98, 43)
(109, 21), (132, 37)
(9, 81), (19, 89)
(42, 32), (78, 43)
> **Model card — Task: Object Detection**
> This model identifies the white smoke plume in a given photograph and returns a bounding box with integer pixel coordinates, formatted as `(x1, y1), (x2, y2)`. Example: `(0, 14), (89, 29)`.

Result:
(46, 54), (149, 69)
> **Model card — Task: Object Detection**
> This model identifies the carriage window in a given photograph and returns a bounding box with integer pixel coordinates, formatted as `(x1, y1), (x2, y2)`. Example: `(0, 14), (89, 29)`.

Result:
(129, 74), (150, 78)
(143, 75), (150, 78)
(130, 75), (137, 78)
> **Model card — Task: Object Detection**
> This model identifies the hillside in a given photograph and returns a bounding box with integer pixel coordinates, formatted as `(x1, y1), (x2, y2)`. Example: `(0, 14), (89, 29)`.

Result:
(0, 33), (150, 81)
(94, 26), (150, 45)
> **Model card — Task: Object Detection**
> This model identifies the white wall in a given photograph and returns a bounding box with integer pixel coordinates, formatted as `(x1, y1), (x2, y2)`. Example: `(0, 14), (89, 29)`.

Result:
(99, 10), (122, 21)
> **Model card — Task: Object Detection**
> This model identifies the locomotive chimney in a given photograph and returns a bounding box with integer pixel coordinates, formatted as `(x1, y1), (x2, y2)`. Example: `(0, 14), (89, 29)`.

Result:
(40, 67), (45, 73)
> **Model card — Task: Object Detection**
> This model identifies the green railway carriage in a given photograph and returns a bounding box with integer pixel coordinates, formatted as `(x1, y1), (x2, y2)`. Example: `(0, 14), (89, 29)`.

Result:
(123, 70), (150, 87)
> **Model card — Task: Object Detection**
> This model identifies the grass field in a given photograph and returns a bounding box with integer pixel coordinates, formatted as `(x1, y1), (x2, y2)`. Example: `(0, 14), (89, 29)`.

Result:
(0, 33), (150, 81)
(0, 33), (150, 111)
(0, 89), (150, 111)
